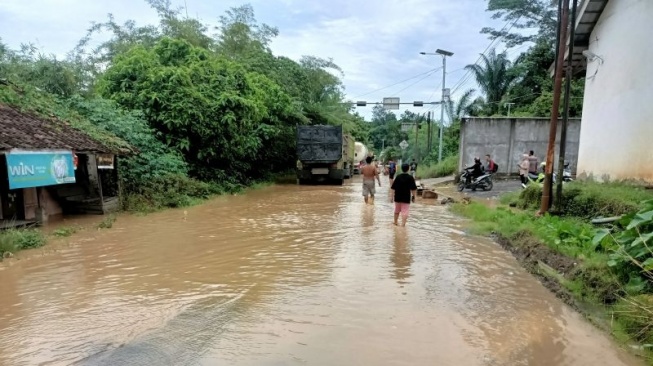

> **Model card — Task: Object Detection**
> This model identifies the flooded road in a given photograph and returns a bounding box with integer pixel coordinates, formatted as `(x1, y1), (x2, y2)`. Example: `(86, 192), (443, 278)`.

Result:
(0, 179), (643, 366)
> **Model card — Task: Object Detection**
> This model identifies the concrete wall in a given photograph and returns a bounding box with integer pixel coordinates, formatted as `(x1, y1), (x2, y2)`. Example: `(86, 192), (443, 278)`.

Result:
(577, 0), (653, 182)
(459, 117), (581, 175)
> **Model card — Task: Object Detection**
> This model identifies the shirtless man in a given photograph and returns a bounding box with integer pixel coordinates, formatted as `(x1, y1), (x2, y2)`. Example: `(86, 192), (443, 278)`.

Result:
(361, 156), (381, 204)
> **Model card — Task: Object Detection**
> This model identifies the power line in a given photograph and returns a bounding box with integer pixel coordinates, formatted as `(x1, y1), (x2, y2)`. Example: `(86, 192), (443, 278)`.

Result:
(449, 16), (522, 97)
(351, 67), (442, 99)
(392, 69), (441, 96)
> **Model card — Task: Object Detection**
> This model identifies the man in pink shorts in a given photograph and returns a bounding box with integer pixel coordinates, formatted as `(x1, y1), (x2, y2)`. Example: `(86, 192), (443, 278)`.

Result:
(390, 163), (417, 227)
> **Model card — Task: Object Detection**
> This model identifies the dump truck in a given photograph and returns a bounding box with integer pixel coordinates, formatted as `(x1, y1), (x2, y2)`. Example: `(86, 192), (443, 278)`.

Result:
(296, 125), (353, 185)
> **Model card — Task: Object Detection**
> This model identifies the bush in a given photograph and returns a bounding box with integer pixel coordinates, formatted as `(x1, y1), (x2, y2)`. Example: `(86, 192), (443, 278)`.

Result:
(52, 226), (77, 237)
(516, 181), (653, 218)
(65, 96), (189, 192)
(614, 295), (653, 346)
(0, 229), (47, 254)
(124, 174), (229, 212)
(416, 154), (458, 179)
(98, 215), (117, 229)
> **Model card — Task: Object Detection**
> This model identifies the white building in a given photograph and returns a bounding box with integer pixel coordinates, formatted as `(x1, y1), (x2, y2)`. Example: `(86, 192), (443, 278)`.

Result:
(570, 0), (653, 182)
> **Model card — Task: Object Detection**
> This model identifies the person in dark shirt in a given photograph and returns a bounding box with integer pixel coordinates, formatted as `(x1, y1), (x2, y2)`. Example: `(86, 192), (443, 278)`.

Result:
(391, 163), (418, 227)
(409, 159), (418, 178)
(387, 159), (397, 184)
(465, 157), (484, 184)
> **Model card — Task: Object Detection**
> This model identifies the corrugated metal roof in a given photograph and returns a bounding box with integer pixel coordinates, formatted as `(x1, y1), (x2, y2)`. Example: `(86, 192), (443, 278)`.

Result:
(549, 0), (609, 75)
(0, 104), (127, 154)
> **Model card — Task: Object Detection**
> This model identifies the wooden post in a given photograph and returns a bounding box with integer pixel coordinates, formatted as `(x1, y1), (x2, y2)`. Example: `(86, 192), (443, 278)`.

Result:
(555, 0), (578, 211)
(95, 155), (105, 214)
(540, 0), (569, 215)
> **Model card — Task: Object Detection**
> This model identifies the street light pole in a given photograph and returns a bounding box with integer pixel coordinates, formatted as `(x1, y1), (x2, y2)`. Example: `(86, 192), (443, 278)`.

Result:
(438, 55), (447, 162)
(421, 49), (454, 162)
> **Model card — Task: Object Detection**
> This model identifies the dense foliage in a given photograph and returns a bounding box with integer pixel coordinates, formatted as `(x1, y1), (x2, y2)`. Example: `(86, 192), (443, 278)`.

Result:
(460, 1), (584, 118)
(0, 1), (368, 210)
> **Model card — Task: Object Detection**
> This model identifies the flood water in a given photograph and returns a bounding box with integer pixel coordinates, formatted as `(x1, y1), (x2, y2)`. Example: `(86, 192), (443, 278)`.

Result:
(0, 178), (643, 366)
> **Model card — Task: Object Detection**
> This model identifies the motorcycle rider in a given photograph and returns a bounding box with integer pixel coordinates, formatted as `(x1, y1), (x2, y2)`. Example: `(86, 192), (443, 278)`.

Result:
(465, 157), (484, 185)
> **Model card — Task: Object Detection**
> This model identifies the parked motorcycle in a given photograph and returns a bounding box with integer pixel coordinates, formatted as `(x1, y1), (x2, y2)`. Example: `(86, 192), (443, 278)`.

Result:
(458, 168), (493, 192)
(525, 162), (573, 187)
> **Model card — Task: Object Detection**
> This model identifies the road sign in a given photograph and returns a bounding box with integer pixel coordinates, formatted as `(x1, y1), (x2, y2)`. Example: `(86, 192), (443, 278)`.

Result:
(399, 140), (409, 150)
(401, 123), (414, 132)
(383, 97), (400, 110)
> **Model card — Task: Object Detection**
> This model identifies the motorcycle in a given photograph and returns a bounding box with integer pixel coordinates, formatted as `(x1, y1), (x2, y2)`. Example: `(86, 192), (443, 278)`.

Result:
(458, 168), (493, 192)
(525, 162), (573, 187)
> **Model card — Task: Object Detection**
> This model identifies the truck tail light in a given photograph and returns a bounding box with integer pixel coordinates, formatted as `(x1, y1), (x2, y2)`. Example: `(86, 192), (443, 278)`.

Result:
(330, 163), (337, 169)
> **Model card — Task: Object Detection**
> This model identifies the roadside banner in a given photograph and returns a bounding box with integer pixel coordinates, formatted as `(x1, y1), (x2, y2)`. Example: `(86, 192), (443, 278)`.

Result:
(5, 150), (76, 189)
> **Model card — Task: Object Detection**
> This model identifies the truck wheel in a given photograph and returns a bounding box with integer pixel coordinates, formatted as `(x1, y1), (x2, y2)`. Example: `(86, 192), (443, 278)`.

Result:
(336, 179), (344, 185)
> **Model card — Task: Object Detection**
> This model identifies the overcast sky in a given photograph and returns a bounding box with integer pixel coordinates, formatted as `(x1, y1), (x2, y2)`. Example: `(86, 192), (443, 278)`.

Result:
(0, 0), (516, 120)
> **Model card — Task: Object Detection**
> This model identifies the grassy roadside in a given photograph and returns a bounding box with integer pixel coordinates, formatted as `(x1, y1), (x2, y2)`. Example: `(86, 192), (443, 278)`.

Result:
(416, 155), (458, 179)
(123, 172), (293, 214)
(452, 182), (653, 361)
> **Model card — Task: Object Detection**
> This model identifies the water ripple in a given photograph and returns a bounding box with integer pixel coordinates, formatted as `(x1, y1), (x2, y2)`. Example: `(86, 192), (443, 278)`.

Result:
(0, 180), (642, 366)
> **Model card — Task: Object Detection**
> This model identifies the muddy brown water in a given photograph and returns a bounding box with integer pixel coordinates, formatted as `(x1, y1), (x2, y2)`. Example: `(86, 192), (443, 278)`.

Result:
(0, 178), (644, 366)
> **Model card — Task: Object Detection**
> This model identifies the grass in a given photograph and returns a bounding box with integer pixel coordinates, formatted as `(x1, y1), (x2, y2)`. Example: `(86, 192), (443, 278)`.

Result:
(416, 154), (458, 179)
(0, 229), (47, 256)
(517, 181), (653, 218)
(123, 172), (286, 214)
(97, 215), (117, 229)
(52, 226), (78, 237)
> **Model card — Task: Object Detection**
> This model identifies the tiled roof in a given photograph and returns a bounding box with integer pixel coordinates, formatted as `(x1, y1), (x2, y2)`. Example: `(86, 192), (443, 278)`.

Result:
(0, 104), (127, 154)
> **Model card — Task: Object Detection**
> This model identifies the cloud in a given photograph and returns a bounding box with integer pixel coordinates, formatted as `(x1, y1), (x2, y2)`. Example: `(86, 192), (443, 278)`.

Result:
(0, 0), (504, 120)
(269, 0), (503, 119)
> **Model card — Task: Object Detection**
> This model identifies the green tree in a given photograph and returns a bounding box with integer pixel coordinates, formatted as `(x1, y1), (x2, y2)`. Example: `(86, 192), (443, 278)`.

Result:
(527, 77), (584, 117)
(507, 39), (555, 109)
(465, 48), (517, 115)
(98, 37), (299, 182)
(446, 89), (483, 121)
(64, 95), (188, 190)
(481, 0), (558, 47)
(215, 3), (278, 57)
(0, 40), (84, 97)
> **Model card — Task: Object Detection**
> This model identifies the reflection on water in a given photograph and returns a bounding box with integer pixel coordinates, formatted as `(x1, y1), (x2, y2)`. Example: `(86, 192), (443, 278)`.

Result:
(0, 178), (643, 366)
(391, 229), (412, 284)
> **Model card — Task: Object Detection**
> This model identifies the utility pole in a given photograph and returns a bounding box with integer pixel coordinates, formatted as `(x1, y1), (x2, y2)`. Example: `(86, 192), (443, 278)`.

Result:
(555, 0), (578, 210)
(505, 102), (515, 117)
(540, 0), (570, 215)
(415, 118), (420, 163)
(427, 111), (432, 152)
(420, 49), (453, 162)
(438, 56), (447, 163)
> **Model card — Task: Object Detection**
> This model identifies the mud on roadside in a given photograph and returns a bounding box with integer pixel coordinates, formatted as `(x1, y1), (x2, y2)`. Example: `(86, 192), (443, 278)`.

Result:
(492, 232), (580, 311)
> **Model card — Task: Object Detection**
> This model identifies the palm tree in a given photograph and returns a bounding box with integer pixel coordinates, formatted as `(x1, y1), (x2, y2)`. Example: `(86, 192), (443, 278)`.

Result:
(465, 48), (517, 115)
(446, 88), (482, 122)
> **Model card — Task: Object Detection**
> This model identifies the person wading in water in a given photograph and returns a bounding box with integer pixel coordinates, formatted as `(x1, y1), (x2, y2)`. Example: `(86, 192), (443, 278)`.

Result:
(361, 156), (381, 204)
(387, 158), (397, 185)
(391, 163), (417, 227)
